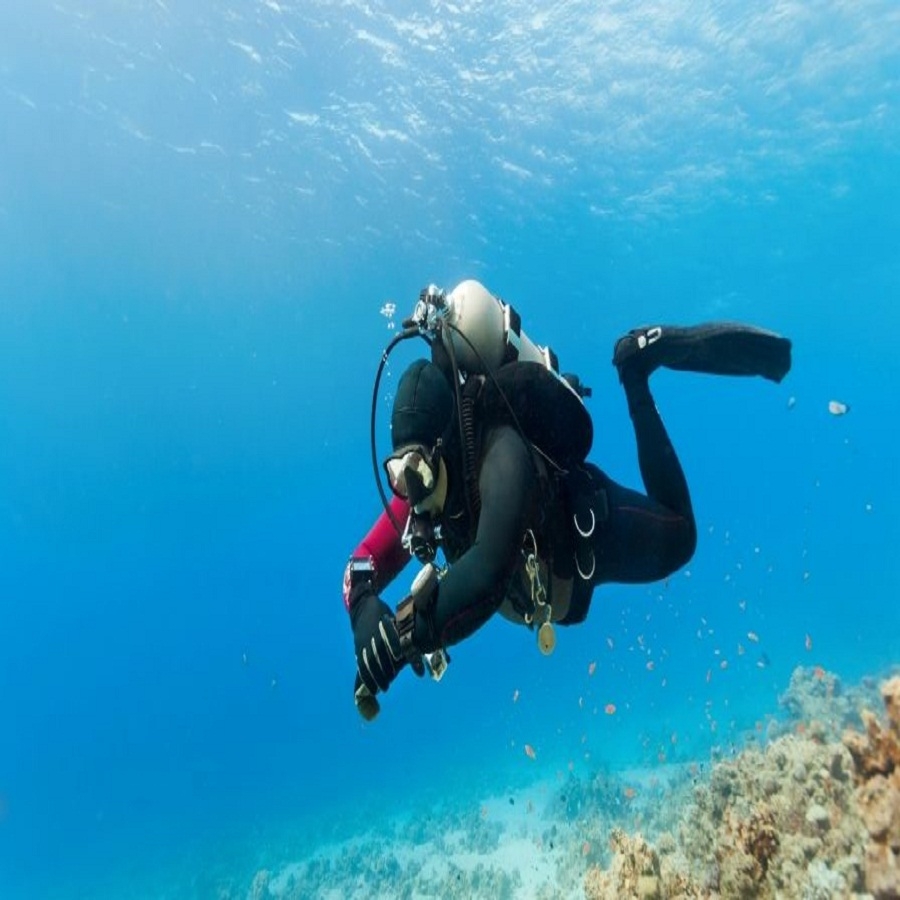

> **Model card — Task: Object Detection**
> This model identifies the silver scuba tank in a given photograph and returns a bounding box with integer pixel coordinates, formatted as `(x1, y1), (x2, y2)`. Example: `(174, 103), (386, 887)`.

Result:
(440, 280), (559, 374)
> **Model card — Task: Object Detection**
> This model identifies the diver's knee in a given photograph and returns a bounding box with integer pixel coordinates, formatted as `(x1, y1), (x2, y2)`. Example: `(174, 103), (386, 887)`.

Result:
(676, 519), (698, 570)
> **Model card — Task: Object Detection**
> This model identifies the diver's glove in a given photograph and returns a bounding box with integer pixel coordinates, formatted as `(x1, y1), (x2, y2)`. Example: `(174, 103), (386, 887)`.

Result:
(351, 590), (405, 694)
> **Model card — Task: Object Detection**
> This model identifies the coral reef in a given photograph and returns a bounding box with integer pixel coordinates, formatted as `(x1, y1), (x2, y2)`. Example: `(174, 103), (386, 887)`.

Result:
(584, 671), (900, 900)
(226, 666), (899, 900)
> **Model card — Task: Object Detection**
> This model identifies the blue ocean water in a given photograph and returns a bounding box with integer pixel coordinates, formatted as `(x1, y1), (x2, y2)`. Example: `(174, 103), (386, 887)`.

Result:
(1, 1), (898, 897)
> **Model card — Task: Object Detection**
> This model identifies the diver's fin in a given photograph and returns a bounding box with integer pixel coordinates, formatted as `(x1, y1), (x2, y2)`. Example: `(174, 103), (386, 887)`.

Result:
(613, 322), (792, 384)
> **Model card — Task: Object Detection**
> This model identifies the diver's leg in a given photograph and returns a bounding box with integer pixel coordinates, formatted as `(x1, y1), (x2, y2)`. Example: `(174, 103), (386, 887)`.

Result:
(621, 370), (694, 522)
(589, 472), (697, 584)
(588, 369), (697, 584)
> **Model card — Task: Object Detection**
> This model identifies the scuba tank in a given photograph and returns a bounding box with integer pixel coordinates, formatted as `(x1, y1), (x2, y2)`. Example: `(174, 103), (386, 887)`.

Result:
(435, 279), (559, 374)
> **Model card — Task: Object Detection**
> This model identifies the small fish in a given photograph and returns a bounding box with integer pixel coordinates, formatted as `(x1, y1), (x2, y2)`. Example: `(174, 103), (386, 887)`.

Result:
(813, 665), (826, 681)
(512, 689), (520, 703)
(242, 652), (248, 665)
(705, 668), (712, 683)
(623, 786), (637, 800)
(828, 400), (850, 416)
(756, 653), (771, 669)
(588, 661), (597, 676)
(606, 637), (614, 650)
(787, 396), (797, 410)
(645, 660), (655, 671)
(524, 744), (537, 760)
(604, 703), (617, 715)
(804, 633), (813, 651)
(747, 631), (760, 643)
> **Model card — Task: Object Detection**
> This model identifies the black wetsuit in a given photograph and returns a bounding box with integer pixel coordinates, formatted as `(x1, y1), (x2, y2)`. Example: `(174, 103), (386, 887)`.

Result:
(412, 371), (697, 653)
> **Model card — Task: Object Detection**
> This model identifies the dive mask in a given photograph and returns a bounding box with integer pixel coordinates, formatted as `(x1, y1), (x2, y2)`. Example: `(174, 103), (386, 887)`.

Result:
(383, 444), (440, 506)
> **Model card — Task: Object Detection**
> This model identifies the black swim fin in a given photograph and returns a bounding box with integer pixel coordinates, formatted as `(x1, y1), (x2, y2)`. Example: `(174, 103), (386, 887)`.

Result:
(613, 322), (792, 384)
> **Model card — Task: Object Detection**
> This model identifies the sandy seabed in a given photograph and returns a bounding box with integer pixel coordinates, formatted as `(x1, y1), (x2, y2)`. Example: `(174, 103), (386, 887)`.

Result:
(229, 665), (899, 900)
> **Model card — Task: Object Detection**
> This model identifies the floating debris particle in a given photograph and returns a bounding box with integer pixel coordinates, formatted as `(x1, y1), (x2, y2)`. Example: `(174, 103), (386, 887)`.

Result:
(787, 396), (796, 409)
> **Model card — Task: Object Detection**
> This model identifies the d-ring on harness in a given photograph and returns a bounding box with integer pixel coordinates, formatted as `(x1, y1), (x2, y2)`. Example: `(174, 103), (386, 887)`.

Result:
(563, 464), (606, 584)
(573, 507), (596, 580)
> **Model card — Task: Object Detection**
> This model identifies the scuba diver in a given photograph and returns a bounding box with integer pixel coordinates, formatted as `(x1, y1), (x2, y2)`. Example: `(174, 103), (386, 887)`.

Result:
(344, 280), (792, 720)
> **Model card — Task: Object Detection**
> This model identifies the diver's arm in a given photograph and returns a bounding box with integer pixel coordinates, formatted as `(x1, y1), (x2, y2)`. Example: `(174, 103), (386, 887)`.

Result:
(342, 496), (412, 611)
(415, 427), (535, 650)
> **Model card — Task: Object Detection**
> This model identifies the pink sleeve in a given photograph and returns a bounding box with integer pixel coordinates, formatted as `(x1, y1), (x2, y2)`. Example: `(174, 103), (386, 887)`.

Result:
(342, 496), (412, 610)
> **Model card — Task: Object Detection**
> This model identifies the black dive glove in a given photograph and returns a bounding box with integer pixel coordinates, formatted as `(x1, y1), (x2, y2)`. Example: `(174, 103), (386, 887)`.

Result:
(351, 590), (405, 694)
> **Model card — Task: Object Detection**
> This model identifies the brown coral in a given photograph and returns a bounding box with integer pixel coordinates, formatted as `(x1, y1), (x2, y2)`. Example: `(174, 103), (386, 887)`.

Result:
(737, 809), (780, 877)
(584, 829), (664, 900)
(843, 676), (900, 899)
